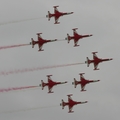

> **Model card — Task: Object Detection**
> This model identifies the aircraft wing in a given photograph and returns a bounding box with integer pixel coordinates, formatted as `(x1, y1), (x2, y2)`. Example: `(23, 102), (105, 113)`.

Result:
(73, 29), (78, 36)
(48, 85), (53, 93)
(38, 44), (43, 51)
(74, 39), (79, 46)
(81, 84), (86, 91)
(47, 76), (51, 80)
(54, 7), (59, 13)
(47, 76), (53, 83)
(54, 16), (60, 24)
(68, 95), (72, 102)
(80, 74), (85, 80)
(93, 53), (98, 60)
(68, 105), (73, 113)
(93, 62), (99, 70)
(37, 34), (43, 41)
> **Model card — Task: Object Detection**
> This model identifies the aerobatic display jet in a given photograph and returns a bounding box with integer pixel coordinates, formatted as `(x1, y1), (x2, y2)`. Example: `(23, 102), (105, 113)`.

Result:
(39, 75), (67, 93)
(85, 52), (113, 70)
(65, 28), (93, 47)
(72, 73), (100, 91)
(46, 6), (73, 24)
(60, 94), (87, 113)
(30, 33), (57, 51)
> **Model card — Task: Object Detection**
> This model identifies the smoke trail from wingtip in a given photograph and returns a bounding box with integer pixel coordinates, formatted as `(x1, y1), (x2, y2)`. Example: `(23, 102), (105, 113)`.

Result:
(0, 43), (30, 50)
(0, 17), (45, 26)
(0, 40), (65, 50)
(0, 105), (59, 114)
(0, 86), (39, 93)
(0, 62), (85, 76)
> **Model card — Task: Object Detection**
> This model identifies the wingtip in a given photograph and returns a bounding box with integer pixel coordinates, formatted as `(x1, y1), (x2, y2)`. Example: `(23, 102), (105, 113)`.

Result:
(81, 90), (86, 92)
(79, 73), (85, 75)
(94, 68), (99, 70)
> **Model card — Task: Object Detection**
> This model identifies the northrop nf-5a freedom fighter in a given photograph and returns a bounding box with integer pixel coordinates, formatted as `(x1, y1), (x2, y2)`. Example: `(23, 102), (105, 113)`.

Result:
(30, 33), (57, 51)
(46, 6), (73, 24)
(65, 28), (93, 47)
(72, 73), (100, 91)
(60, 94), (87, 113)
(39, 75), (67, 93)
(85, 52), (113, 70)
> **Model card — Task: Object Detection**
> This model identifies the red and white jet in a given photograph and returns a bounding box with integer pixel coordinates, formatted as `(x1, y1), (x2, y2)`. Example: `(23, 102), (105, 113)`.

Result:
(30, 33), (57, 51)
(39, 75), (67, 93)
(72, 73), (100, 91)
(60, 94), (87, 113)
(85, 52), (113, 70)
(65, 28), (93, 47)
(46, 6), (73, 24)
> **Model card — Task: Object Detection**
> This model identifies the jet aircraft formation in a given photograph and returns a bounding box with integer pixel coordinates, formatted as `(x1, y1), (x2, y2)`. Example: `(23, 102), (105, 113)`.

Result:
(1, 5), (113, 113)
(29, 6), (113, 113)
(30, 6), (112, 113)
(30, 6), (92, 51)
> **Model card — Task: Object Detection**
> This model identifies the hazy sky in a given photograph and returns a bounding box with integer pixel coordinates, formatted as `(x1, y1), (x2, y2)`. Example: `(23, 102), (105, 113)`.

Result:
(0, 0), (120, 120)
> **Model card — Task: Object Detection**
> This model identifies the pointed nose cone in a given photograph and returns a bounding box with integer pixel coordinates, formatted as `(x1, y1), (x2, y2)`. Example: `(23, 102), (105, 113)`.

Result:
(81, 101), (88, 104)
(51, 39), (57, 42)
(110, 58), (113, 60)
(67, 12), (74, 15)
(94, 80), (100, 82)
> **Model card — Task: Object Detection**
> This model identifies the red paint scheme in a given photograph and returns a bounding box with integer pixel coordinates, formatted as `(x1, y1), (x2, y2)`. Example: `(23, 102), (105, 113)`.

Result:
(85, 52), (113, 70)
(46, 6), (73, 24)
(60, 94), (87, 113)
(30, 33), (57, 51)
(65, 28), (92, 47)
(72, 73), (100, 91)
(39, 75), (67, 93)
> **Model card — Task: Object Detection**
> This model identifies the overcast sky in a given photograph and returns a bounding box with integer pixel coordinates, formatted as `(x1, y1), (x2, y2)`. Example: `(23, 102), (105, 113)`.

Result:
(0, 0), (120, 120)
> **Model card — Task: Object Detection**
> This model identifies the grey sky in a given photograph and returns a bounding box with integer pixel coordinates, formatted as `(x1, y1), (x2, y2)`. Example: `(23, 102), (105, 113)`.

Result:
(0, 0), (120, 120)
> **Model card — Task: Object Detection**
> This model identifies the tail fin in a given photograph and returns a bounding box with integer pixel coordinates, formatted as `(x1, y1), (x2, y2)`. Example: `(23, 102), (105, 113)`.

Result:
(46, 11), (51, 21)
(85, 57), (90, 67)
(65, 34), (72, 43)
(39, 80), (45, 90)
(30, 38), (36, 48)
(60, 99), (65, 109)
(72, 78), (78, 88)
